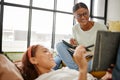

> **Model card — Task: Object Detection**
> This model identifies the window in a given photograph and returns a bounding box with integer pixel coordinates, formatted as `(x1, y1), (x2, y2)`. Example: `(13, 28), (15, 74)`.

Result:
(1, 0), (96, 52)
(31, 10), (53, 48)
(33, 0), (54, 9)
(4, 0), (29, 5)
(2, 6), (29, 52)
(92, 0), (105, 17)
(55, 13), (73, 46)
(91, 0), (107, 24)
(57, 0), (74, 12)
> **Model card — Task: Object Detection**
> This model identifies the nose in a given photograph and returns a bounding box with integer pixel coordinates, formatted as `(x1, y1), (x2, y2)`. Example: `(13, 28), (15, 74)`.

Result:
(80, 14), (86, 19)
(48, 51), (53, 57)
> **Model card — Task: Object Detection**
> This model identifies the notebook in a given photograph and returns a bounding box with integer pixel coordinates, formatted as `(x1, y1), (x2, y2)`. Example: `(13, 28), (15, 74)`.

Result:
(91, 31), (120, 71)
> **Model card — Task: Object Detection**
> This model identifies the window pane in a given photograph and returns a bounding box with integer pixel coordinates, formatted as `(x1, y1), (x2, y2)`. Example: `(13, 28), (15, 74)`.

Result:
(31, 10), (53, 48)
(55, 13), (73, 45)
(78, 0), (90, 10)
(92, 18), (105, 24)
(92, 0), (105, 17)
(33, 0), (54, 9)
(4, 0), (29, 5)
(57, 0), (74, 12)
(2, 6), (29, 52)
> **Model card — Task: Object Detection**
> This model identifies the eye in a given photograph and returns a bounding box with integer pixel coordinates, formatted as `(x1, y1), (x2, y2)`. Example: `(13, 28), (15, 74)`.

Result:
(43, 49), (49, 53)
(43, 50), (47, 53)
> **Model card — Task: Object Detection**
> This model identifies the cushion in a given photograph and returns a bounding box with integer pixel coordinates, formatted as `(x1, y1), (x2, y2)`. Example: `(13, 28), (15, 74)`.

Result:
(90, 71), (106, 79)
(108, 21), (120, 32)
(0, 54), (23, 80)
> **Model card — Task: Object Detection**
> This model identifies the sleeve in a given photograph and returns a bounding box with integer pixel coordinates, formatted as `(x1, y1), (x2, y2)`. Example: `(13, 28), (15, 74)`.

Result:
(98, 22), (108, 31)
(72, 25), (77, 39)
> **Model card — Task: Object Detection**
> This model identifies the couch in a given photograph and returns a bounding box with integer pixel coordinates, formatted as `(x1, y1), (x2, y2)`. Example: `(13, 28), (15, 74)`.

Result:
(0, 54), (23, 80)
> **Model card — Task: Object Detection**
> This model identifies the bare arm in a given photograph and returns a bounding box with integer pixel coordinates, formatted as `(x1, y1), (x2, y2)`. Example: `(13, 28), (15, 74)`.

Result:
(73, 45), (88, 80)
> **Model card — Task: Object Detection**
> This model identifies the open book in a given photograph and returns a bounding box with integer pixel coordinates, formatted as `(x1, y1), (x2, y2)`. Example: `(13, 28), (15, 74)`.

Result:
(62, 40), (77, 49)
(62, 40), (94, 59)
(62, 40), (94, 51)
(91, 31), (120, 71)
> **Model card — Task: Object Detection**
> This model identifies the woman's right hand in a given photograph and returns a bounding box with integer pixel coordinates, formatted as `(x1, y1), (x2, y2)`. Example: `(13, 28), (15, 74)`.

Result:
(73, 45), (88, 80)
(70, 38), (78, 46)
(73, 45), (88, 72)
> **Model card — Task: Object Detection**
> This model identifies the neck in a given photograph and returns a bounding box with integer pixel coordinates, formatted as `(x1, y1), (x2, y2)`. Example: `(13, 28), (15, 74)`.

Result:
(35, 65), (52, 75)
(81, 21), (94, 31)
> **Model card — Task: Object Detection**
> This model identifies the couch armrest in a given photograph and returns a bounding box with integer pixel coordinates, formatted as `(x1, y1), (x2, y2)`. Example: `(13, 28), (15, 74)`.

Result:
(0, 54), (23, 80)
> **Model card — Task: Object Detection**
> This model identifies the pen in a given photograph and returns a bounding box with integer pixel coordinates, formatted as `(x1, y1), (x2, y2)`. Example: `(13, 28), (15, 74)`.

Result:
(85, 44), (94, 51)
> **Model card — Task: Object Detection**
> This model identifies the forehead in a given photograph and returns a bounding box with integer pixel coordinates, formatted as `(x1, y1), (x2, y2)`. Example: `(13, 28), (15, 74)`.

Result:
(37, 45), (46, 51)
(34, 45), (47, 56)
(74, 8), (88, 14)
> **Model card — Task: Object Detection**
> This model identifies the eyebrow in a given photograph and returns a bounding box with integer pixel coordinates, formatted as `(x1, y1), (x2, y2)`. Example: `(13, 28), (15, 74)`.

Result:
(40, 47), (49, 51)
(77, 11), (88, 14)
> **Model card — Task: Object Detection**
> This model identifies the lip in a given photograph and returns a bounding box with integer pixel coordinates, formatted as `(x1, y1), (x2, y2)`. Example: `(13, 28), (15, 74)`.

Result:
(49, 58), (54, 61)
(81, 19), (87, 22)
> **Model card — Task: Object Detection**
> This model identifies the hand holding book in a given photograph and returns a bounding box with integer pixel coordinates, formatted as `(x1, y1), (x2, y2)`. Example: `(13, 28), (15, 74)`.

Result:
(62, 39), (94, 60)
(62, 40), (94, 51)
(67, 45), (94, 61)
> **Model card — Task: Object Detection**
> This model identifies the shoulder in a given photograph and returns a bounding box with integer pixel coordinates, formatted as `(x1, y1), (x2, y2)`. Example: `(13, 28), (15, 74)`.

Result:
(36, 67), (78, 80)
(94, 22), (107, 30)
(94, 22), (106, 27)
(72, 24), (80, 30)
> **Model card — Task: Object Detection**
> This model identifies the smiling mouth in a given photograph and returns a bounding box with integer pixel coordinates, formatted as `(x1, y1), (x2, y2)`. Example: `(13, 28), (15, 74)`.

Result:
(81, 19), (87, 22)
(49, 58), (54, 61)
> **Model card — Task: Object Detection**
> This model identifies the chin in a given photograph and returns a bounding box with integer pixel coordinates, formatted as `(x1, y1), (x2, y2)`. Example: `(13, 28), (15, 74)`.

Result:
(52, 63), (57, 68)
(79, 21), (87, 25)
(80, 22), (87, 26)
(53, 63), (57, 67)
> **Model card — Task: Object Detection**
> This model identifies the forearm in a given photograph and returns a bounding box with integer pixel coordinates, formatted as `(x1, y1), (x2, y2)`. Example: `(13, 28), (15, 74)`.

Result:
(78, 68), (87, 80)
(73, 46), (88, 80)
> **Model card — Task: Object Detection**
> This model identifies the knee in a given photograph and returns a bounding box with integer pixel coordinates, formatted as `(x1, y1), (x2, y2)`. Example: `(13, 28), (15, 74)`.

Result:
(56, 42), (64, 49)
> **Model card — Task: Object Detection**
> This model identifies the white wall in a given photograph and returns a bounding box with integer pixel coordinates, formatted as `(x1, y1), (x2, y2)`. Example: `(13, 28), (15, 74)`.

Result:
(107, 0), (120, 21)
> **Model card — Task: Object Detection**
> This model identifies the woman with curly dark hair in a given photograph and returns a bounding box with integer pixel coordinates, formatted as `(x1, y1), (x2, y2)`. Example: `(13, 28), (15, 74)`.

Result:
(21, 44), (97, 80)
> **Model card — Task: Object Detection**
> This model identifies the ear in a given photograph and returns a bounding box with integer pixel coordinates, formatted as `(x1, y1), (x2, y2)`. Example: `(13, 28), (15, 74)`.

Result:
(29, 57), (38, 64)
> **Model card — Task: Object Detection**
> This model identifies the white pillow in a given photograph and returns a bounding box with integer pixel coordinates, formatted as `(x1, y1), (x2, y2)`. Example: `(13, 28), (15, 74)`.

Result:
(108, 21), (120, 32)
